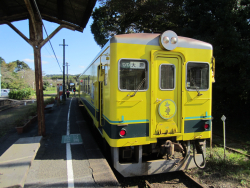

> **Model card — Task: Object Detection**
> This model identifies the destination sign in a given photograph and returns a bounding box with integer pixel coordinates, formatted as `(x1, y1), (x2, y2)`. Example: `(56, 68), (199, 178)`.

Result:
(121, 61), (146, 69)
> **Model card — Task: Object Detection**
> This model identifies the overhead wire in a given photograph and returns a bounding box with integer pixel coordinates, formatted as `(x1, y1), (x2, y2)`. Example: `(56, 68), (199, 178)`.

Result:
(32, 0), (62, 73)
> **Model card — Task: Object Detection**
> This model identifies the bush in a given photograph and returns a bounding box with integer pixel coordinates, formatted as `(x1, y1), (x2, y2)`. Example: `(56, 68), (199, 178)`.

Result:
(8, 88), (33, 100)
(44, 96), (55, 105)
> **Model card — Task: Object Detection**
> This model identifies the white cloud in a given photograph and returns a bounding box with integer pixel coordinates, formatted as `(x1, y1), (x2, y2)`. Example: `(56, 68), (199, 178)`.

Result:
(42, 54), (62, 59)
(23, 58), (34, 63)
(23, 58), (49, 64)
(79, 66), (85, 68)
(43, 55), (55, 58)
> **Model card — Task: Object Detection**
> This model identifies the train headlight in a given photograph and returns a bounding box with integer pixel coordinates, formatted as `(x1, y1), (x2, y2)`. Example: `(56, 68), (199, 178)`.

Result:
(159, 30), (178, 50)
(204, 123), (209, 130)
(171, 37), (177, 44)
(163, 36), (170, 44)
(119, 128), (126, 137)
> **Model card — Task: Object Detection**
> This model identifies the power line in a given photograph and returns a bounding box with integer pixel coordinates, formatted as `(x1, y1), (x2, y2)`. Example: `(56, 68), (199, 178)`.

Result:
(33, 0), (62, 73)
(43, 45), (62, 72)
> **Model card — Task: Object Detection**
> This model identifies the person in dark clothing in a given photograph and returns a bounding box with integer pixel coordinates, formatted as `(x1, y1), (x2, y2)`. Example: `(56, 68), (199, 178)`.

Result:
(66, 89), (70, 98)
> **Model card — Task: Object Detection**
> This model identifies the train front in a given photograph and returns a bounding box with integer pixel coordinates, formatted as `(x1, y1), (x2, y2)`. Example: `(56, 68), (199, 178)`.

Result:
(106, 30), (214, 177)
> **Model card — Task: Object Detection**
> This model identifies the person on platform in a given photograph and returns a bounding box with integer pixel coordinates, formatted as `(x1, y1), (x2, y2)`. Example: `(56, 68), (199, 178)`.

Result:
(66, 89), (70, 98)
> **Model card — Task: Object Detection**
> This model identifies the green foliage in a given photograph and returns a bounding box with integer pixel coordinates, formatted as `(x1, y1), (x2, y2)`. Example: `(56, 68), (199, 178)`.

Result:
(8, 88), (33, 100)
(44, 96), (55, 105)
(205, 146), (250, 186)
(0, 57), (5, 65)
(14, 60), (31, 72)
(43, 81), (49, 90)
(1, 58), (34, 89)
(92, 0), (184, 47)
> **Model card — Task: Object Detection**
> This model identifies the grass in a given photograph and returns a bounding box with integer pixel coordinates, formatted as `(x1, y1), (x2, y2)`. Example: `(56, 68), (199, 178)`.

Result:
(43, 90), (57, 95)
(0, 96), (55, 138)
(187, 144), (250, 187)
(209, 146), (250, 186)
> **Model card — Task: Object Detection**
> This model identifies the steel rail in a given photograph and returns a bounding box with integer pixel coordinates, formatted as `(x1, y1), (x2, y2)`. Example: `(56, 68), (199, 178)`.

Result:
(181, 171), (205, 188)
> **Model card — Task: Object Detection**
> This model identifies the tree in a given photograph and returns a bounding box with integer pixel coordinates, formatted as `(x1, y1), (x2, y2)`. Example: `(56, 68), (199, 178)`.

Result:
(0, 59), (34, 89)
(181, 0), (250, 125)
(43, 81), (49, 90)
(15, 60), (31, 72)
(0, 57), (6, 65)
(91, 0), (185, 47)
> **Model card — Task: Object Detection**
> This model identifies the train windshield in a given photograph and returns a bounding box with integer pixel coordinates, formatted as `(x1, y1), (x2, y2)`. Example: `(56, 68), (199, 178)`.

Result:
(186, 62), (209, 90)
(119, 59), (148, 91)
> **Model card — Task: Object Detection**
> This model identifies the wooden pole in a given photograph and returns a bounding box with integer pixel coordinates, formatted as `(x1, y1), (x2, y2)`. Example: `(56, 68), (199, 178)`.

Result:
(5, 2), (75, 136)
(29, 18), (45, 136)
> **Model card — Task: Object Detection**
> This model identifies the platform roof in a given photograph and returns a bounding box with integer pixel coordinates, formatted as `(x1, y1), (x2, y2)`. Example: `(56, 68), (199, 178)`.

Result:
(0, 0), (97, 32)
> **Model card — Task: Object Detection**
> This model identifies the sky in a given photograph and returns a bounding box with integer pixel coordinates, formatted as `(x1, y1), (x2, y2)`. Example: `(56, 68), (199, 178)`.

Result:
(0, 4), (101, 76)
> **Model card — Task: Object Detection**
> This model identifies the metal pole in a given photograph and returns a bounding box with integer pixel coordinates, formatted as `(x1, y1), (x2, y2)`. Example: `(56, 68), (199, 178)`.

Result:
(0, 58), (2, 97)
(63, 39), (65, 101)
(221, 115), (226, 160)
(210, 121), (213, 158)
(66, 62), (68, 90)
(60, 39), (68, 101)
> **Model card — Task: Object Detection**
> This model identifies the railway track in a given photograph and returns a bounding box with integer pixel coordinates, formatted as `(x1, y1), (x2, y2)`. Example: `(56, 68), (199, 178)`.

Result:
(143, 171), (205, 188)
(212, 133), (250, 158)
(213, 133), (250, 147)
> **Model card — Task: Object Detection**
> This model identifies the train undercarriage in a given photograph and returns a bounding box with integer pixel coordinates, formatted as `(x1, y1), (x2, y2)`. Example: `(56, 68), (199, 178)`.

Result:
(111, 139), (206, 177)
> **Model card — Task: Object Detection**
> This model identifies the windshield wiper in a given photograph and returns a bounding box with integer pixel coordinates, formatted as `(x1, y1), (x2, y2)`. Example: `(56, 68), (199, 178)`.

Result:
(129, 78), (146, 97)
(196, 87), (203, 96)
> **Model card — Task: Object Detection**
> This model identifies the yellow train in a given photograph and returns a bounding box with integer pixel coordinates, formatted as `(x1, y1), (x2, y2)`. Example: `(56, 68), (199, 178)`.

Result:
(78, 30), (215, 177)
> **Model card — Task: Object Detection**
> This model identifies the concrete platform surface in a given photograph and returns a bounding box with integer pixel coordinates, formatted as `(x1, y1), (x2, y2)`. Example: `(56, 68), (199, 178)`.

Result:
(0, 136), (42, 188)
(0, 97), (120, 188)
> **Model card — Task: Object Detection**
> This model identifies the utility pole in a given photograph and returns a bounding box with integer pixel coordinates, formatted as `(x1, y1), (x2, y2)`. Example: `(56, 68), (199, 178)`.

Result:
(59, 39), (68, 101)
(66, 62), (70, 90)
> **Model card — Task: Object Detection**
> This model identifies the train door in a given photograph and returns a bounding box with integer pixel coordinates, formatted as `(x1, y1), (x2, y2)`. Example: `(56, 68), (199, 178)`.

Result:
(98, 64), (105, 129)
(150, 51), (182, 137)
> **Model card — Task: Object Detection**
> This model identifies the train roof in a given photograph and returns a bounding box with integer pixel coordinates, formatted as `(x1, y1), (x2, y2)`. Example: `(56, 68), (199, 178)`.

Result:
(110, 33), (212, 50)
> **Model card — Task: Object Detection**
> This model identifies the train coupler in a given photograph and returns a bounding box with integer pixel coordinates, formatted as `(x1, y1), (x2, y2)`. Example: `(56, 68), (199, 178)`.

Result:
(160, 140), (184, 159)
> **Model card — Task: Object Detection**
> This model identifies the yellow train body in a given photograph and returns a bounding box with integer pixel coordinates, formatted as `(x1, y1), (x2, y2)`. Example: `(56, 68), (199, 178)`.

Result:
(79, 30), (214, 177)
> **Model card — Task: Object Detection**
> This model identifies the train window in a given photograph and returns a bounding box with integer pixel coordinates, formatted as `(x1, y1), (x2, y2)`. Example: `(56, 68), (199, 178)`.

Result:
(104, 66), (108, 85)
(88, 76), (90, 94)
(186, 62), (209, 90)
(160, 64), (175, 90)
(85, 78), (87, 93)
(84, 78), (86, 93)
(83, 79), (85, 92)
(119, 59), (148, 91)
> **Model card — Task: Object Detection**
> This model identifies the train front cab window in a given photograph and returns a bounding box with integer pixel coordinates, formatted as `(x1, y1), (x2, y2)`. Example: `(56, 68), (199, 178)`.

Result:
(119, 59), (148, 91)
(186, 62), (209, 90)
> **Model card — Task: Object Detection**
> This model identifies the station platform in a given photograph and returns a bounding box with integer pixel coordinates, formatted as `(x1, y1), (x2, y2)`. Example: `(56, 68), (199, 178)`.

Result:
(0, 97), (120, 188)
